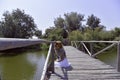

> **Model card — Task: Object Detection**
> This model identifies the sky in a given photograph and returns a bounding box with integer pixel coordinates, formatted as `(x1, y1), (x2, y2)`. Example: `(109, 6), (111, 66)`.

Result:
(0, 0), (120, 33)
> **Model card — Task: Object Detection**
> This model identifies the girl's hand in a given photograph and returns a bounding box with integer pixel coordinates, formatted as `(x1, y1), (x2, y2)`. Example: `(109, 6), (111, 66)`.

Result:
(56, 58), (62, 62)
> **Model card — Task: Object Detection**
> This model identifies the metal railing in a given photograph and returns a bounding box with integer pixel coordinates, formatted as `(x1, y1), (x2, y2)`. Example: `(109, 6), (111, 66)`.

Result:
(71, 41), (120, 72)
(40, 43), (55, 80)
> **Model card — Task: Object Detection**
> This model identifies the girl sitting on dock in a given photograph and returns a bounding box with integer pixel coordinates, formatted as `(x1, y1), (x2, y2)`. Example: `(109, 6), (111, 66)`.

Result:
(54, 41), (70, 68)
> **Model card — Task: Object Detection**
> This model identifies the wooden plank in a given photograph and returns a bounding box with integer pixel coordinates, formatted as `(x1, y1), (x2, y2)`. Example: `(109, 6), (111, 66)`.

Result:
(0, 38), (49, 50)
(75, 41), (118, 43)
(50, 46), (120, 80)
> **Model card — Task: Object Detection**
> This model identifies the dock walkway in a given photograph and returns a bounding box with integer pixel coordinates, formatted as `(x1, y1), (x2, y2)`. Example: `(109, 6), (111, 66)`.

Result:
(50, 46), (120, 80)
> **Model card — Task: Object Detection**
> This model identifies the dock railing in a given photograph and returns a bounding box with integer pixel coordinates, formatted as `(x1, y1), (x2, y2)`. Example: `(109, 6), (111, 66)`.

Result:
(40, 43), (55, 80)
(71, 41), (120, 72)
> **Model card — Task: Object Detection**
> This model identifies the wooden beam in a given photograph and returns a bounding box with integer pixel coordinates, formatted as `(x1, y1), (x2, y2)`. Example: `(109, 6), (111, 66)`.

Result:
(76, 41), (118, 43)
(81, 42), (92, 56)
(92, 43), (116, 57)
(117, 42), (120, 72)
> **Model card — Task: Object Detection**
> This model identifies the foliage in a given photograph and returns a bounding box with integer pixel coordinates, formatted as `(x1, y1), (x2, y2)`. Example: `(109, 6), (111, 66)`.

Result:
(54, 16), (64, 28)
(53, 12), (84, 32)
(86, 14), (101, 30)
(44, 27), (54, 38)
(98, 30), (114, 40)
(0, 9), (40, 38)
(47, 11), (118, 42)
(64, 12), (84, 32)
(112, 27), (120, 40)
(113, 27), (120, 40)
(114, 37), (120, 41)
(34, 30), (42, 38)
(68, 30), (83, 41)
(44, 27), (63, 41)
(1, 9), (119, 50)
(41, 43), (49, 50)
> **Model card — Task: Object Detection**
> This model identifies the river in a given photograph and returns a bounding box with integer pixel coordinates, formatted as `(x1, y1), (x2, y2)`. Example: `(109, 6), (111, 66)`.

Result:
(0, 50), (47, 80)
(0, 47), (118, 80)
(96, 48), (117, 68)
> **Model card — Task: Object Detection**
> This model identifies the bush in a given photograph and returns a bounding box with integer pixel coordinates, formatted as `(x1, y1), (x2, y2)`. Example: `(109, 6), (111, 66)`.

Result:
(69, 30), (83, 41)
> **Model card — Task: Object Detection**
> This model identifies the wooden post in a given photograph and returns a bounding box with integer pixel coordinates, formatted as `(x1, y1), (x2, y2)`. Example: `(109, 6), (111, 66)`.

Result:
(51, 43), (55, 73)
(117, 42), (120, 72)
(80, 42), (84, 52)
(90, 43), (93, 55)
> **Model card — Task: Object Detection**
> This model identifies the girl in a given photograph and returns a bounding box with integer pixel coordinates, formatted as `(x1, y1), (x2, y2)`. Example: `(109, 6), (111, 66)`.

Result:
(54, 41), (70, 68)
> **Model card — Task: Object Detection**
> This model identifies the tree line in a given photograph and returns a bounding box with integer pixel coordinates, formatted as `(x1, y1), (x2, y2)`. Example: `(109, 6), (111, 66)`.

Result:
(44, 12), (120, 42)
(0, 8), (120, 42)
(0, 9), (42, 39)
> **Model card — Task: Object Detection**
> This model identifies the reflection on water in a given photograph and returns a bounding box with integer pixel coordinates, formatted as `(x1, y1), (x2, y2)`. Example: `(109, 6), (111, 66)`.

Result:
(33, 56), (45, 80)
(26, 53), (46, 80)
(0, 51), (47, 80)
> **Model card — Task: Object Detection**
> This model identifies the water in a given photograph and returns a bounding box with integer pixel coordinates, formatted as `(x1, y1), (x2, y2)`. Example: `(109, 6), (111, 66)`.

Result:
(0, 47), (118, 80)
(0, 50), (47, 80)
(96, 48), (117, 68)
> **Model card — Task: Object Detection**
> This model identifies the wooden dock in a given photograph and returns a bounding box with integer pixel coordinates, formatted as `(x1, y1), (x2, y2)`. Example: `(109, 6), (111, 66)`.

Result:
(50, 46), (120, 80)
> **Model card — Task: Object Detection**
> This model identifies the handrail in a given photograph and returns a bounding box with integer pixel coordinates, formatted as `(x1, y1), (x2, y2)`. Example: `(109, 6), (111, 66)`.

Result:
(71, 41), (120, 72)
(0, 38), (50, 51)
(72, 41), (118, 43)
(71, 41), (118, 57)
(40, 43), (54, 80)
(92, 43), (116, 57)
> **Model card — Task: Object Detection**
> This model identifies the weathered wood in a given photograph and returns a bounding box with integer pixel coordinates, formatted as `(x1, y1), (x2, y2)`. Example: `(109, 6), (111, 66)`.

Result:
(51, 43), (55, 73)
(81, 42), (92, 56)
(92, 43), (116, 57)
(40, 44), (53, 80)
(71, 41), (119, 59)
(90, 42), (93, 55)
(50, 46), (120, 80)
(117, 42), (120, 72)
(0, 38), (49, 50)
(75, 41), (118, 43)
(74, 41), (78, 48)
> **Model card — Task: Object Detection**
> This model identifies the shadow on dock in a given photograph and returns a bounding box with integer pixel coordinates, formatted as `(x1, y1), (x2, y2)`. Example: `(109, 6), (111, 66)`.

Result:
(53, 66), (73, 80)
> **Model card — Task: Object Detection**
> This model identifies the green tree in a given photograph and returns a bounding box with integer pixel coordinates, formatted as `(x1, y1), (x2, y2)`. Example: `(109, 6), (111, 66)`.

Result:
(64, 12), (84, 32)
(112, 27), (120, 37)
(44, 27), (54, 38)
(54, 16), (64, 28)
(98, 30), (114, 40)
(86, 14), (101, 30)
(111, 27), (120, 40)
(34, 30), (42, 38)
(47, 27), (63, 41)
(69, 30), (83, 41)
(0, 9), (39, 38)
